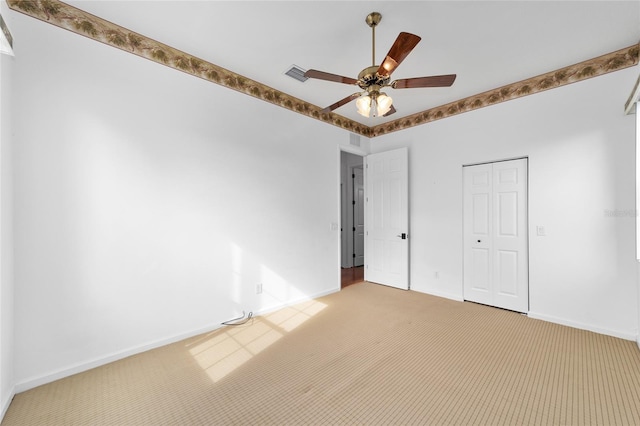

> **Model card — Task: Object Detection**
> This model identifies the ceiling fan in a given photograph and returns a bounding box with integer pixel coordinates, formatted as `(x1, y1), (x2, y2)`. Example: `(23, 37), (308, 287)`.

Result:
(305, 12), (457, 118)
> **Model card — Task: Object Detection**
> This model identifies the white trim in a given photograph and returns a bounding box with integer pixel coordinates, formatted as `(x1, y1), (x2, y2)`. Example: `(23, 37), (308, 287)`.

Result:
(15, 323), (224, 393)
(14, 287), (340, 393)
(412, 287), (465, 302)
(462, 155), (529, 168)
(0, 14), (13, 57)
(624, 73), (640, 115)
(253, 287), (339, 318)
(339, 143), (368, 158)
(1, 385), (15, 423)
(528, 311), (637, 341)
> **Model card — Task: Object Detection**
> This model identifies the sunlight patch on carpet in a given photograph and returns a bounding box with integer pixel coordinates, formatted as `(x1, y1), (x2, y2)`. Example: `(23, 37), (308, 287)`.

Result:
(264, 300), (327, 332)
(189, 300), (327, 382)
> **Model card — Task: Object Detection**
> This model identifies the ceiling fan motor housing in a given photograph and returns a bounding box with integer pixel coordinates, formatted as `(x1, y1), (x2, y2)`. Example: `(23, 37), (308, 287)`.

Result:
(357, 66), (390, 90)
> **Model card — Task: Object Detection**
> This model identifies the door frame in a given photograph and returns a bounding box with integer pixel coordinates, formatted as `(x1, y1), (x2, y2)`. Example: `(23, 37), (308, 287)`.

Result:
(350, 165), (365, 267)
(462, 156), (529, 168)
(462, 155), (530, 312)
(338, 147), (366, 282)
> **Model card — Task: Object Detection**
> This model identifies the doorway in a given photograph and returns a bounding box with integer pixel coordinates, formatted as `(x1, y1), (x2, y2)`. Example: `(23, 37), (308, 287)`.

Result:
(339, 147), (410, 290)
(340, 151), (364, 288)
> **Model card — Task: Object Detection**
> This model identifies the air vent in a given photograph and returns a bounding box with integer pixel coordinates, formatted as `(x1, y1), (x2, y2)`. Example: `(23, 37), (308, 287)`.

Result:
(285, 65), (309, 82)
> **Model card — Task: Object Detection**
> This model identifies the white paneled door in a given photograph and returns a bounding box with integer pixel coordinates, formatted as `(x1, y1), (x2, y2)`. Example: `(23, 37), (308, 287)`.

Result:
(365, 148), (409, 290)
(463, 158), (528, 313)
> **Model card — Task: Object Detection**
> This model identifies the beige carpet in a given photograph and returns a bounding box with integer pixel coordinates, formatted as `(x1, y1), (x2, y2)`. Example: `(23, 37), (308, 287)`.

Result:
(4, 282), (640, 425)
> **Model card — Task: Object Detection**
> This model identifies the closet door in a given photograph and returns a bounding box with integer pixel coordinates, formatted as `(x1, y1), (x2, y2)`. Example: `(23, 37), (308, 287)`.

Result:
(463, 159), (528, 313)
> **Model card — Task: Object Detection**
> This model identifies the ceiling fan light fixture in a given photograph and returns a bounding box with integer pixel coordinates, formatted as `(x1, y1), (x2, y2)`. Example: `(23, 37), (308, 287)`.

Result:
(376, 93), (393, 116)
(356, 92), (393, 118)
(356, 95), (372, 117)
(304, 12), (456, 118)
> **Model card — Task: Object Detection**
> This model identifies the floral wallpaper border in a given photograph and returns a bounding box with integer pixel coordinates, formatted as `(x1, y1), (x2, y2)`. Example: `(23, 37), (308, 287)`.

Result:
(8, 0), (640, 139)
(371, 44), (639, 137)
(8, 0), (373, 137)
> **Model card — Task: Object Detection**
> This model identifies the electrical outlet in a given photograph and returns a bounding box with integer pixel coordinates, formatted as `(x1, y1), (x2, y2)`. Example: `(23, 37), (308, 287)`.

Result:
(256, 283), (263, 294)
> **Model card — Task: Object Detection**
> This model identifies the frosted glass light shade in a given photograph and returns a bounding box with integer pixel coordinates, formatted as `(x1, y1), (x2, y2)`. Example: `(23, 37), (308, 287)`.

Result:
(356, 95), (372, 117)
(376, 94), (393, 116)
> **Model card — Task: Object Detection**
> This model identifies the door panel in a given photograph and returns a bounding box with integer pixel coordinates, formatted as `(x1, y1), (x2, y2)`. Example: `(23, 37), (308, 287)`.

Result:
(497, 250), (518, 296)
(497, 192), (518, 236)
(464, 158), (528, 313)
(464, 163), (493, 304)
(493, 159), (528, 312)
(472, 193), (490, 234)
(471, 248), (491, 292)
(365, 148), (409, 290)
(389, 178), (402, 229)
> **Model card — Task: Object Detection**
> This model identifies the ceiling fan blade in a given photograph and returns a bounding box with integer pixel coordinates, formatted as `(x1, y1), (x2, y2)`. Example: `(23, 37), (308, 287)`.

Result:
(382, 105), (397, 117)
(392, 74), (457, 89)
(321, 93), (362, 113)
(305, 69), (358, 85)
(376, 32), (421, 77)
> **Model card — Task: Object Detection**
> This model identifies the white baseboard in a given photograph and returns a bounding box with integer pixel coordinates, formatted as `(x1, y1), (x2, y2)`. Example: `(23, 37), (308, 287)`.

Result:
(14, 288), (341, 394)
(413, 287), (464, 302)
(1, 385), (16, 423)
(528, 311), (637, 341)
(14, 322), (224, 393)
(253, 287), (340, 317)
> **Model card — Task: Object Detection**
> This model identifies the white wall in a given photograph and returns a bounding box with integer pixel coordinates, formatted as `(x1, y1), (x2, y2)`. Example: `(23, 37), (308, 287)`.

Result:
(8, 2), (639, 400)
(371, 65), (639, 340)
(11, 12), (361, 390)
(0, 1), (15, 419)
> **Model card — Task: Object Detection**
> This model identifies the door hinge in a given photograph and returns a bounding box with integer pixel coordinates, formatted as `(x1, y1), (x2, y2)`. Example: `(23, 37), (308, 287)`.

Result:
(353, 227), (356, 232)
(352, 173), (355, 179)
(352, 253), (356, 258)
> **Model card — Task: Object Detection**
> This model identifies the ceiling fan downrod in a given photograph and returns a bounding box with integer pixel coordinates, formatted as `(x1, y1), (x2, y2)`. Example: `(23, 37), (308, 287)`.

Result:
(365, 12), (382, 67)
(357, 12), (389, 92)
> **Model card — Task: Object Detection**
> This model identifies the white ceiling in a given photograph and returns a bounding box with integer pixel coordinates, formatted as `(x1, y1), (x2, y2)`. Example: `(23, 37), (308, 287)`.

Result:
(66, 1), (639, 126)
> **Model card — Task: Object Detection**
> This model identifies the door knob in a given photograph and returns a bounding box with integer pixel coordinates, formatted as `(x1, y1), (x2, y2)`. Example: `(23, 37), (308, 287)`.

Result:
(397, 233), (407, 240)
(477, 239), (481, 243)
